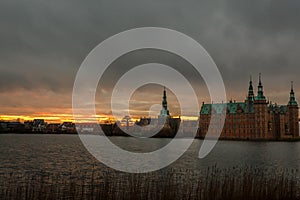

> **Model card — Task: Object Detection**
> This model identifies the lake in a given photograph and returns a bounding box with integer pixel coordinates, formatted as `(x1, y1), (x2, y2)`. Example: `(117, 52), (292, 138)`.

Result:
(1, 134), (300, 199)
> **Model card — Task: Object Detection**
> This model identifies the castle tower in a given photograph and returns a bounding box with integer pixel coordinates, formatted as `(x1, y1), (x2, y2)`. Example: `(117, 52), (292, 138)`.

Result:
(287, 81), (299, 137)
(256, 73), (266, 101)
(246, 75), (255, 111)
(289, 81), (298, 106)
(245, 75), (255, 138)
(160, 87), (170, 117)
(254, 73), (268, 138)
(247, 75), (255, 101)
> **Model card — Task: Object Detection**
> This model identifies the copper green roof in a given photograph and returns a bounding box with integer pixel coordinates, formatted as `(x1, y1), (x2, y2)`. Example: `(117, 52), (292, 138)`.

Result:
(268, 104), (288, 114)
(200, 102), (254, 115)
(200, 104), (211, 115)
(282, 106), (288, 113)
(280, 105), (287, 114)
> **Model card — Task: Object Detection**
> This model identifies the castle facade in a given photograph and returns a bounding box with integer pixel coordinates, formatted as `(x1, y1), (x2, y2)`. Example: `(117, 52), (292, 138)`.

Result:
(198, 75), (299, 140)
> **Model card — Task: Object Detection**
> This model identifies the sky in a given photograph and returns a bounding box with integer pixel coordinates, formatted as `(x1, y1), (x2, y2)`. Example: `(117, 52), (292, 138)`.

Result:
(0, 0), (300, 122)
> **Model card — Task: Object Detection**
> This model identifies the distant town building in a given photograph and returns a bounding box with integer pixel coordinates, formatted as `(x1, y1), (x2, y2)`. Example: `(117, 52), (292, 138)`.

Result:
(111, 87), (180, 137)
(24, 121), (34, 131)
(45, 123), (61, 133)
(0, 121), (24, 132)
(32, 119), (47, 132)
(61, 122), (76, 133)
(198, 74), (299, 140)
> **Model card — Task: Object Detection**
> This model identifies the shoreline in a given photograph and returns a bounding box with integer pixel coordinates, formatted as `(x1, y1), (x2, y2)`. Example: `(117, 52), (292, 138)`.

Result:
(1, 132), (300, 142)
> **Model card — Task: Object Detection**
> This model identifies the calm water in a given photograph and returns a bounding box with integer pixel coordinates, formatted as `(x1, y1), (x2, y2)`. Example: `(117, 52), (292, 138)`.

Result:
(1, 134), (300, 199)
(1, 134), (300, 177)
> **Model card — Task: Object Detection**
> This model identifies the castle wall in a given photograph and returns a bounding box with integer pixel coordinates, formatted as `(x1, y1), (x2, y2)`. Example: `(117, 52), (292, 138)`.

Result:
(198, 102), (299, 140)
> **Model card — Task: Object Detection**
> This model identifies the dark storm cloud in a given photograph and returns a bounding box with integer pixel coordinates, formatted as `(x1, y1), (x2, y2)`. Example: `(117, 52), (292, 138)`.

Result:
(0, 0), (299, 105)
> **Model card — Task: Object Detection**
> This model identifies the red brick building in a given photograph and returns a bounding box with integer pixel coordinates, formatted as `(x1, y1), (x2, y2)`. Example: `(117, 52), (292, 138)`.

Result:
(198, 75), (299, 140)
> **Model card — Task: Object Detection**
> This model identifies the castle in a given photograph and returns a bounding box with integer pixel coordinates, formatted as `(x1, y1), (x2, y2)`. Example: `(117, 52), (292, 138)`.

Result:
(198, 74), (299, 140)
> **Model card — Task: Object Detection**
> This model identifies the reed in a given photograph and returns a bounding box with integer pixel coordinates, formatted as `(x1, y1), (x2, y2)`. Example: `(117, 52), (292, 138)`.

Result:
(0, 166), (299, 200)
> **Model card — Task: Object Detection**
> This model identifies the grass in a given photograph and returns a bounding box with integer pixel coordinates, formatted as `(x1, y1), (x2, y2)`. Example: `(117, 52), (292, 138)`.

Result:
(0, 166), (299, 200)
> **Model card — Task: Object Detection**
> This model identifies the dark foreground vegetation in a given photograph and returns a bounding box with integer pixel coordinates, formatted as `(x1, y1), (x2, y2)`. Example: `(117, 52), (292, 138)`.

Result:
(0, 166), (299, 200)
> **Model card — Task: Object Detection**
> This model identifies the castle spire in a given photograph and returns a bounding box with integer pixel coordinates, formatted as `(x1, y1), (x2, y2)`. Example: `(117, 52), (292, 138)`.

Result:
(160, 86), (170, 116)
(163, 86), (167, 110)
(247, 75), (254, 101)
(256, 73), (266, 101)
(289, 81), (298, 106)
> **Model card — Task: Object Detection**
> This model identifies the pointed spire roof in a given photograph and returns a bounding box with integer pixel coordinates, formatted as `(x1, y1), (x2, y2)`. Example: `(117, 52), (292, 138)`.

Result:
(289, 81), (298, 106)
(247, 75), (254, 101)
(160, 86), (170, 116)
(163, 86), (167, 109)
(255, 73), (266, 101)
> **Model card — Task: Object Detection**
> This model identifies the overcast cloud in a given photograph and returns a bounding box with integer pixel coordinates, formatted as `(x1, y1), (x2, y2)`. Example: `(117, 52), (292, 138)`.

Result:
(0, 0), (299, 116)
